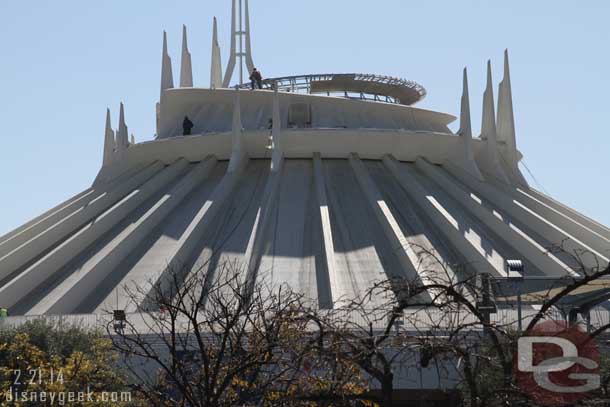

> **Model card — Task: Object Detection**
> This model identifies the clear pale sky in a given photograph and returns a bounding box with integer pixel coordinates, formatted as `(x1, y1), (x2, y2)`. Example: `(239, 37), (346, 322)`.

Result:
(0, 0), (608, 235)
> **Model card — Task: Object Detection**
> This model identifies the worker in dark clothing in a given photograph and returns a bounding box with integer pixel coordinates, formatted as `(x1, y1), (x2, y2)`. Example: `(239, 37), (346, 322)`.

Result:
(183, 116), (194, 136)
(250, 68), (263, 90)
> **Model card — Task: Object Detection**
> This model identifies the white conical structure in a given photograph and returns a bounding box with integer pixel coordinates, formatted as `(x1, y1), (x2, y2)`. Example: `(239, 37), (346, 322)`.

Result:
(103, 108), (116, 166)
(479, 60), (509, 183)
(130, 134), (135, 145)
(160, 31), (174, 98)
(223, 0), (255, 87)
(271, 87), (283, 171)
(180, 25), (193, 88)
(228, 87), (246, 172)
(497, 49), (528, 186)
(210, 17), (223, 89)
(117, 102), (129, 153)
(457, 68), (483, 181)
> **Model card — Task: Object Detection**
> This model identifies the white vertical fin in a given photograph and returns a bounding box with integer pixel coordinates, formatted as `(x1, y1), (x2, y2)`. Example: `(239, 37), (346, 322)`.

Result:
(180, 25), (193, 88)
(117, 102), (129, 153)
(103, 108), (115, 166)
(271, 86), (283, 171)
(211, 17), (223, 89)
(458, 68), (483, 181)
(160, 31), (174, 98)
(244, 0), (255, 74)
(223, 0), (237, 87)
(497, 49), (528, 186)
(228, 87), (246, 172)
(478, 60), (510, 183)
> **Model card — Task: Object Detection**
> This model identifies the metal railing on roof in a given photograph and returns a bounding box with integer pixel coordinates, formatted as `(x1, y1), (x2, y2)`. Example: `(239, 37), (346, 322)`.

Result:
(236, 73), (427, 105)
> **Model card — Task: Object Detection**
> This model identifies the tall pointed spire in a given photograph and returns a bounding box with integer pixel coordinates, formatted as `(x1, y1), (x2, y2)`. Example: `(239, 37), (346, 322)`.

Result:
(497, 49), (527, 185)
(458, 68), (483, 180)
(223, 0), (255, 87)
(180, 25), (193, 87)
(117, 102), (129, 153)
(480, 60), (510, 183)
(103, 108), (116, 166)
(160, 31), (174, 98)
(210, 17), (223, 89)
(244, 0), (255, 74)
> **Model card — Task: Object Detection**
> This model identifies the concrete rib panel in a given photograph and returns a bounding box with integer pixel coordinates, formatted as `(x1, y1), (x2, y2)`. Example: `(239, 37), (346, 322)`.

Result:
(0, 162), (165, 281)
(34, 159), (218, 315)
(406, 161), (536, 276)
(0, 188), (95, 246)
(0, 164), (147, 258)
(85, 161), (230, 313)
(174, 160), (271, 304)
(0, 160), (190, 310)
(445, 162), (608, 271)
(526, 187), (610, 241)
(323, 159), (403, 306)
(363, 159), (460, 284)
(416, 159), (575, 277)
(383, 156), (503, 277)
(257, 160), (329, 307)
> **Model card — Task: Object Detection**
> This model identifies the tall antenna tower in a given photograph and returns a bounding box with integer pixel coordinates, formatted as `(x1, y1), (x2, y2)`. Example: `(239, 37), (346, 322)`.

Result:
(223, 0), (255, 87)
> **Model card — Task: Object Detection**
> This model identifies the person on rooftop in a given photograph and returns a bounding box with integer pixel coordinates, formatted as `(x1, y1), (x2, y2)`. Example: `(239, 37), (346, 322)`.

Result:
(250, 68), (263, 90)
(183, 116), (194, 136)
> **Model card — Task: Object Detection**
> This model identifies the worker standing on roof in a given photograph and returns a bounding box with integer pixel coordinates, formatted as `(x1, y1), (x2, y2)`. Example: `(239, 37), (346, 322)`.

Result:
(183, 116), (194, 136)
(250, 68), (263, 90)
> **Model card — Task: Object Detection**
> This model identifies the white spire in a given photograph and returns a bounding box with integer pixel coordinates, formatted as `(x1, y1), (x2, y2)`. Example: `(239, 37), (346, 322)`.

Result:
(210, 17), (223, 89)
(130, 134), (136, 145)
(497, 49), (527, 185)
(244, 0), (255, 74)
(458, 68), (483, 180)
(160, 31), (174, 98)
(180, 25), (193, 87)
(228, 87), (245, 172)
(117, 102), (129, 153)
(103, 108), (116, 166)
(479, 60), (510, 183)
(223, 0), (255, 87)
(271, 86), (283, 171)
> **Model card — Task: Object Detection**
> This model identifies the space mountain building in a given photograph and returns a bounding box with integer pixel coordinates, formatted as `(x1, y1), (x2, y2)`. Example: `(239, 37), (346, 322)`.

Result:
(1, 0), (609, 332)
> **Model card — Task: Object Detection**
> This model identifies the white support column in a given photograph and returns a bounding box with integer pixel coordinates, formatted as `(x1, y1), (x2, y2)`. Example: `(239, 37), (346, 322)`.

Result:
(244, 0), (255, 74)
(130, 134), (135, 145)
(223, 0), (255, 87)
(210, 17), (223, 89)
(457, 68), (483, 181)
(312, 153), (339, 307)
(497, 49), (528, 186)
(228, 87), (247, 172)
(477, 60), (510, 184)
(180, 25), (193, 88)
(160, 31), (174, 98)
(103, 108), (115, 166)
(223, 0), (237, 87)
(116, 102), (129, 153)
(271, 87), (283, 171)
